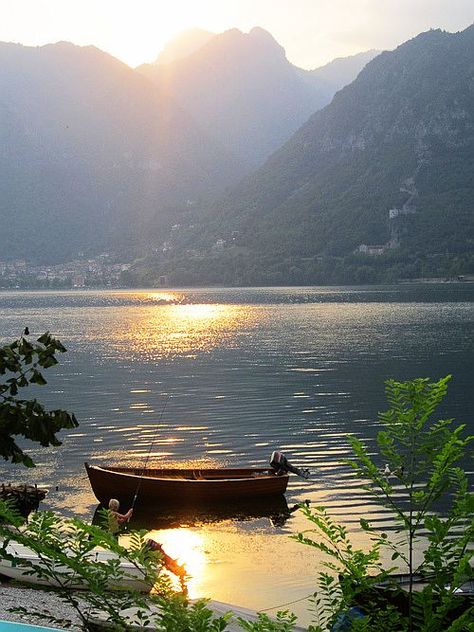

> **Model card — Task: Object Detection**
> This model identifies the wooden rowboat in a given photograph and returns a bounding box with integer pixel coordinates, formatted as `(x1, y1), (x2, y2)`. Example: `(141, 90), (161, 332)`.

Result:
(85, 462), (289, 507)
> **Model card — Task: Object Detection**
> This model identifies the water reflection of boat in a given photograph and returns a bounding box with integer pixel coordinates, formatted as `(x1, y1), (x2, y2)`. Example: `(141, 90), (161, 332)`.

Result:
(92, 495), (292, 530)
(85, 463), (289, 506)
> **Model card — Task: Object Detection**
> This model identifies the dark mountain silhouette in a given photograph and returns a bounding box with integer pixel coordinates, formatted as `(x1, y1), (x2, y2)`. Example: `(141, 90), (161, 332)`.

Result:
(135, 26), (474, 286)
(0, 41), (245, 262)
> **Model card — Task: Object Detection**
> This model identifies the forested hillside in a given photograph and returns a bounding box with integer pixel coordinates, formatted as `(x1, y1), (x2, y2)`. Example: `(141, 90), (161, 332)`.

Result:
(0, 42), (245, 262)
(130, 26), (474, 286)
(0, 34), (376, 266)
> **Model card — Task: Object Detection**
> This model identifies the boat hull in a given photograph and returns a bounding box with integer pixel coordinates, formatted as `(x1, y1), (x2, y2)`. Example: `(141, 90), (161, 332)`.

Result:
(85, 463), (289, 507)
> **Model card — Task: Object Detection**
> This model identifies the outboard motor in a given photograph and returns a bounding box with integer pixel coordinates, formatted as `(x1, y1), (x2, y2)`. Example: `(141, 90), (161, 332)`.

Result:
(270, 451), (310, 478)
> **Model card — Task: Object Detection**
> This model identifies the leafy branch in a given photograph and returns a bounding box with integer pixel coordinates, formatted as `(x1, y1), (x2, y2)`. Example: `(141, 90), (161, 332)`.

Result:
(0, 329), (78, 466)
(294, 376), (473, 631)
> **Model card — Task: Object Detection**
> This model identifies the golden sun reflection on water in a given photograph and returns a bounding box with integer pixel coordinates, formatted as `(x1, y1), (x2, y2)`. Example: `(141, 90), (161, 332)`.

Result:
(145, 292), (184, 303)
(147, 528), (206, 598)
(115, 302), (255, 360)
(144, 523), (316, 619)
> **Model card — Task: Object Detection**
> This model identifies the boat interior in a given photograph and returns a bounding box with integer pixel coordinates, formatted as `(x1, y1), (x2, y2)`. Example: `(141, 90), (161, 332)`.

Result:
(96, 465), (278, 480)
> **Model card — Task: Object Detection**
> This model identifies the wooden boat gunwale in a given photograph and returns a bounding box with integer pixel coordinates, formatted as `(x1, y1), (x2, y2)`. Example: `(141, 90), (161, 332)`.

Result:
(84, 462), (289, 504)
(88, 463), (282, 482)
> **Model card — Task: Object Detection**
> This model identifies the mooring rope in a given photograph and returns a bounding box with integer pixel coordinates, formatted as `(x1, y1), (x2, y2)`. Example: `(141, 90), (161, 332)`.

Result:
(258, 591), (315, 612)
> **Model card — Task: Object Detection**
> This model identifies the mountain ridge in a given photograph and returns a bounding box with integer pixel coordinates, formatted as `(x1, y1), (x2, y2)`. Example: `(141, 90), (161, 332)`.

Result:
(305, 49), (380, 92)
(151, 28), (215, 65)
(138, 27), (362, 166)
(0, 41), (246, 263)
(131, 26), (474, 286)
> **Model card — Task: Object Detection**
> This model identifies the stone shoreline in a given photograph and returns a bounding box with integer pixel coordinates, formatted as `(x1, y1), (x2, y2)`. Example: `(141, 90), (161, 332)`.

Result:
(0, 581), (308, 631)
(0, 582), (83, 630)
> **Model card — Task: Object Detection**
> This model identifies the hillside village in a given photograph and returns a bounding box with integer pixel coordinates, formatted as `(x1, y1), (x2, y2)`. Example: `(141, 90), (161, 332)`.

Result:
(0, 256), (131, 289)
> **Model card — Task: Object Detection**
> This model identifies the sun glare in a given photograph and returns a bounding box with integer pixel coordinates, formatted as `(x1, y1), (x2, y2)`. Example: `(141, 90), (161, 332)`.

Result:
(112, 2), (219, 67)
(145, 292), (182, 303)
(171, 304), (224, 321)
(111, 299), (255, 361)
(148, 528), (206, 598)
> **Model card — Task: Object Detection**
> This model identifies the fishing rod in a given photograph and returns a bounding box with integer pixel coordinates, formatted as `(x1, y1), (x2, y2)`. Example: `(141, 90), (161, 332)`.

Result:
(130, 393), (172, 512)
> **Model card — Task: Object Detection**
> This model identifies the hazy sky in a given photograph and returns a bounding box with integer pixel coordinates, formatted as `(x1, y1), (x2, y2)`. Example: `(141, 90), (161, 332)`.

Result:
(1, 0), (473, 68)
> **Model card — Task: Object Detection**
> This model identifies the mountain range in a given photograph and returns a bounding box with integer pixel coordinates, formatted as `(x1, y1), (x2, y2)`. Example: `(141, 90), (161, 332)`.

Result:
(139, 28), (378, 166)
(1, 25), (472, 285)
(0, 40), (247, 262)
(0, 29), (375, 265)
(131, 25), (474, 286)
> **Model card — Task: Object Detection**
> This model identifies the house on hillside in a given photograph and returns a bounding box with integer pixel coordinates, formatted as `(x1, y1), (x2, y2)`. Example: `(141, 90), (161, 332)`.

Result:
(356, 244), (386, 256)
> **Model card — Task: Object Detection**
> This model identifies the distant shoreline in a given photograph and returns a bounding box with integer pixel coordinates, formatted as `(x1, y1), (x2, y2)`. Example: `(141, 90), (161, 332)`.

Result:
(399, 277), (474, 284)
(1, 279), (473, 292)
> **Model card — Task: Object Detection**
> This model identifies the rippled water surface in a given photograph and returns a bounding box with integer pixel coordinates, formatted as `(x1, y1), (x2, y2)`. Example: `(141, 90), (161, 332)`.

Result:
(1, 285), (473, 624)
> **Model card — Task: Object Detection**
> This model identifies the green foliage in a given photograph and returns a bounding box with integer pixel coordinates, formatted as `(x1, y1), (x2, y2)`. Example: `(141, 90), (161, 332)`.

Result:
(238, 611), (299, 632)
(292, 505), (398, 631)
(0, 329), (78, 466)
(0, 503), (157, 629)
(126, 248), (474, 288)
(0, 500), (236, 631)
(123, 27), (474, 288)
(0, 500), (302, 631)
(294, 376), (473, 631)
(150, 596), (232, 632)
(0, 500), (163, 630)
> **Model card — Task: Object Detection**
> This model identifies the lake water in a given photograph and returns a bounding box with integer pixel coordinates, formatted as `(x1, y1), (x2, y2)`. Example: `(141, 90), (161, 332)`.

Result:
(0, 285), (473, 625)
